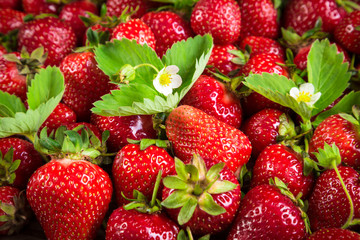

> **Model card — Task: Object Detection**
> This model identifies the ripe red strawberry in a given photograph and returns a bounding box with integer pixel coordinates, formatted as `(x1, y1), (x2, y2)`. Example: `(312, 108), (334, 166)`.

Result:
(309, 113), (360, 170)
(242, 108), (292, 158)
(0, 186), (31, 235)
(0, 138), (43, 189)
(22, 0), (60, 15)
(0, 0), (21, 9)
(205, 44), (239, 76)
(141, 11), (193, 57)
(307, 165), (360, 231)
(111, 18), (156, 49)
(190, 0), (241, 45)
(0, 9), (25, 35)
(165, 105), (251, 173)
(0, 46), (6, 56)
(0, 57), (27, 101)
(240, 53), (290, 117)
(238, 0), (279, 39)
(106, 207), (179, 239)
(106, 0), (149, 19)
(180, 75), (243, 128)
(334, 10), (360, 54)
(162, 156), (241, 236)
(251, 144), (314, 199)
(112, 143), (175, 206)
(283, 0), (347, 35)
(307, 228), (360, 239)
(227, 184), (307, 240)
(59, 1), (98, 45)
(294, 42), (350, 71)
(60, 51), (113, 121)
(17, 17), (76, 66)
(27, 129), (113, 240)
(239, 36), (285, 59)
(39, 103), (77, 135)
(91, 114), (157, 152)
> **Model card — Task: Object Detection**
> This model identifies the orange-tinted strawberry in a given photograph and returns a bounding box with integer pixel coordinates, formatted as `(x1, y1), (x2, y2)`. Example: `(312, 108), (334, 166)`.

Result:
(17, 17), (76, 66)
(180, 75), (243, 128)
(238, 0), (279, 39)
(111, 18), (156, 49)
(190, 0), (241, 45)
(141, 11), (193, 57)
(165, 105), (251, 173)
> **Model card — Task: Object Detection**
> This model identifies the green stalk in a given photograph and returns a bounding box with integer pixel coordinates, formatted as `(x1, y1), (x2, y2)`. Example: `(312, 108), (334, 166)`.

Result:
(150, 170), (162, 208)
(331, 161), (354, 229)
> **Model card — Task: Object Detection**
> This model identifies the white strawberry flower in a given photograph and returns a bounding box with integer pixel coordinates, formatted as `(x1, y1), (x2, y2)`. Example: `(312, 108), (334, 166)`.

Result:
(290, 83), (321, 106)
(153, 65), (182, 96)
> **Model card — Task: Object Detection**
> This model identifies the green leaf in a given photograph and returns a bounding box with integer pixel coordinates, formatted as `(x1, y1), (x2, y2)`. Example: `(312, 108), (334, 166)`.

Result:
(0, 67), (64, 138)
(198, 192), (226, 216)
(161, 190), (189, 209)
(94, 38), (163, 88)
(8, 159), (20, 173)
(163, 176), (188, 190)
(162, 34), (213, 100)
(312, 91), (360, 127)
(307, 39), (351, 116)
(0, 92), (26, 117)
(178, 197), (197, 225)
(206, 162), (225, 182)
(175, 158), (188, 181)
(207, 180), (237, 194)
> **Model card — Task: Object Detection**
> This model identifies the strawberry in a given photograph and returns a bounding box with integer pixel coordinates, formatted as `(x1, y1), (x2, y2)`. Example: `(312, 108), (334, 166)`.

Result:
(242, 108), (294, 158)
(60, 51), (113, 121)
(141, 11), (193, 57)
(251, 144), (314, 199)
(307, 228), (360, 239)
(294, 42), (350, 71)
(307, 165), (360, 231)
(0, 186), (31, 235)
(180, 75), (243, 128)
(17, 17), (76, 67)
(106, 0), (150, 19)
(309, 112), (360, 170)
(91, 114), (157, 152)
(165, 105), (251, 173)
(38, 103), (77, 135)
(227, 183), (308, 240)
(22, 0), (60, 15)
(334, 10), (360, 54)
(111, 18), (156, 49)
(0, 138), (43, 189)
(59, 1), (98, 45)
(283, 0), (347, 35)
(0, 8), (25, 35)
(238, 0), (279, 39)
(27, 128), (113, 240)
(190, 0), (241, 45)
(0, 46), (6, 56)
(106, 172), (179, 240)
(162, 155), (241, 236)
(112, 143), (175, 206)
(205, 44), (239, 76)
(0, 0), (21, 10)
(239, 36), (285, 59)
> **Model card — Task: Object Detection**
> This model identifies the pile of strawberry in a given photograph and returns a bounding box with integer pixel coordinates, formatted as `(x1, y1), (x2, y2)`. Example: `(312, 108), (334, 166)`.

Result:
(1, 0), (360, 239)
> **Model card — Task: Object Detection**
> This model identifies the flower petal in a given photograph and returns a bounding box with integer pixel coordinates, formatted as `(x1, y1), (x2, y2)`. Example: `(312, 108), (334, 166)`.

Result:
(170, 74), (182, 88)
(289, 87), (300, 99)
(299, 83), (315, 94)
(309, 92), (321, 105)
(166, 65), (179, 74)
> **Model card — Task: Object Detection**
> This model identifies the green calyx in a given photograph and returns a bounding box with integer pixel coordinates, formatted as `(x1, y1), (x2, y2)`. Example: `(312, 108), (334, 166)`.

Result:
(76, 28), (110, 53)
(177, 227), (210, 240)
(0, 148), (21, 186)
(269, 177), (311, 235)
(335, 0), (360, 13)
(127, 138), (169, 151)
(123, 170), (163, 214)
(34, 125), (110, 165)
(161, 155), (237, 225)
(0, 191), (32, 235)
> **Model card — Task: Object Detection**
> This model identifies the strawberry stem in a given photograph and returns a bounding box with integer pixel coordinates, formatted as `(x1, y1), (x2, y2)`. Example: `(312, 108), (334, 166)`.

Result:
(331, 161), (355, 229)
(150, 170), (162, 208)
(134, 63), (160, 73)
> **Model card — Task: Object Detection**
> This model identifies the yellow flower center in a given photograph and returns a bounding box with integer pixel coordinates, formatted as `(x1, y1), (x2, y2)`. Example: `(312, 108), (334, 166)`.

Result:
(297, 91), (312, 103)
(159, 72), (172, 86)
